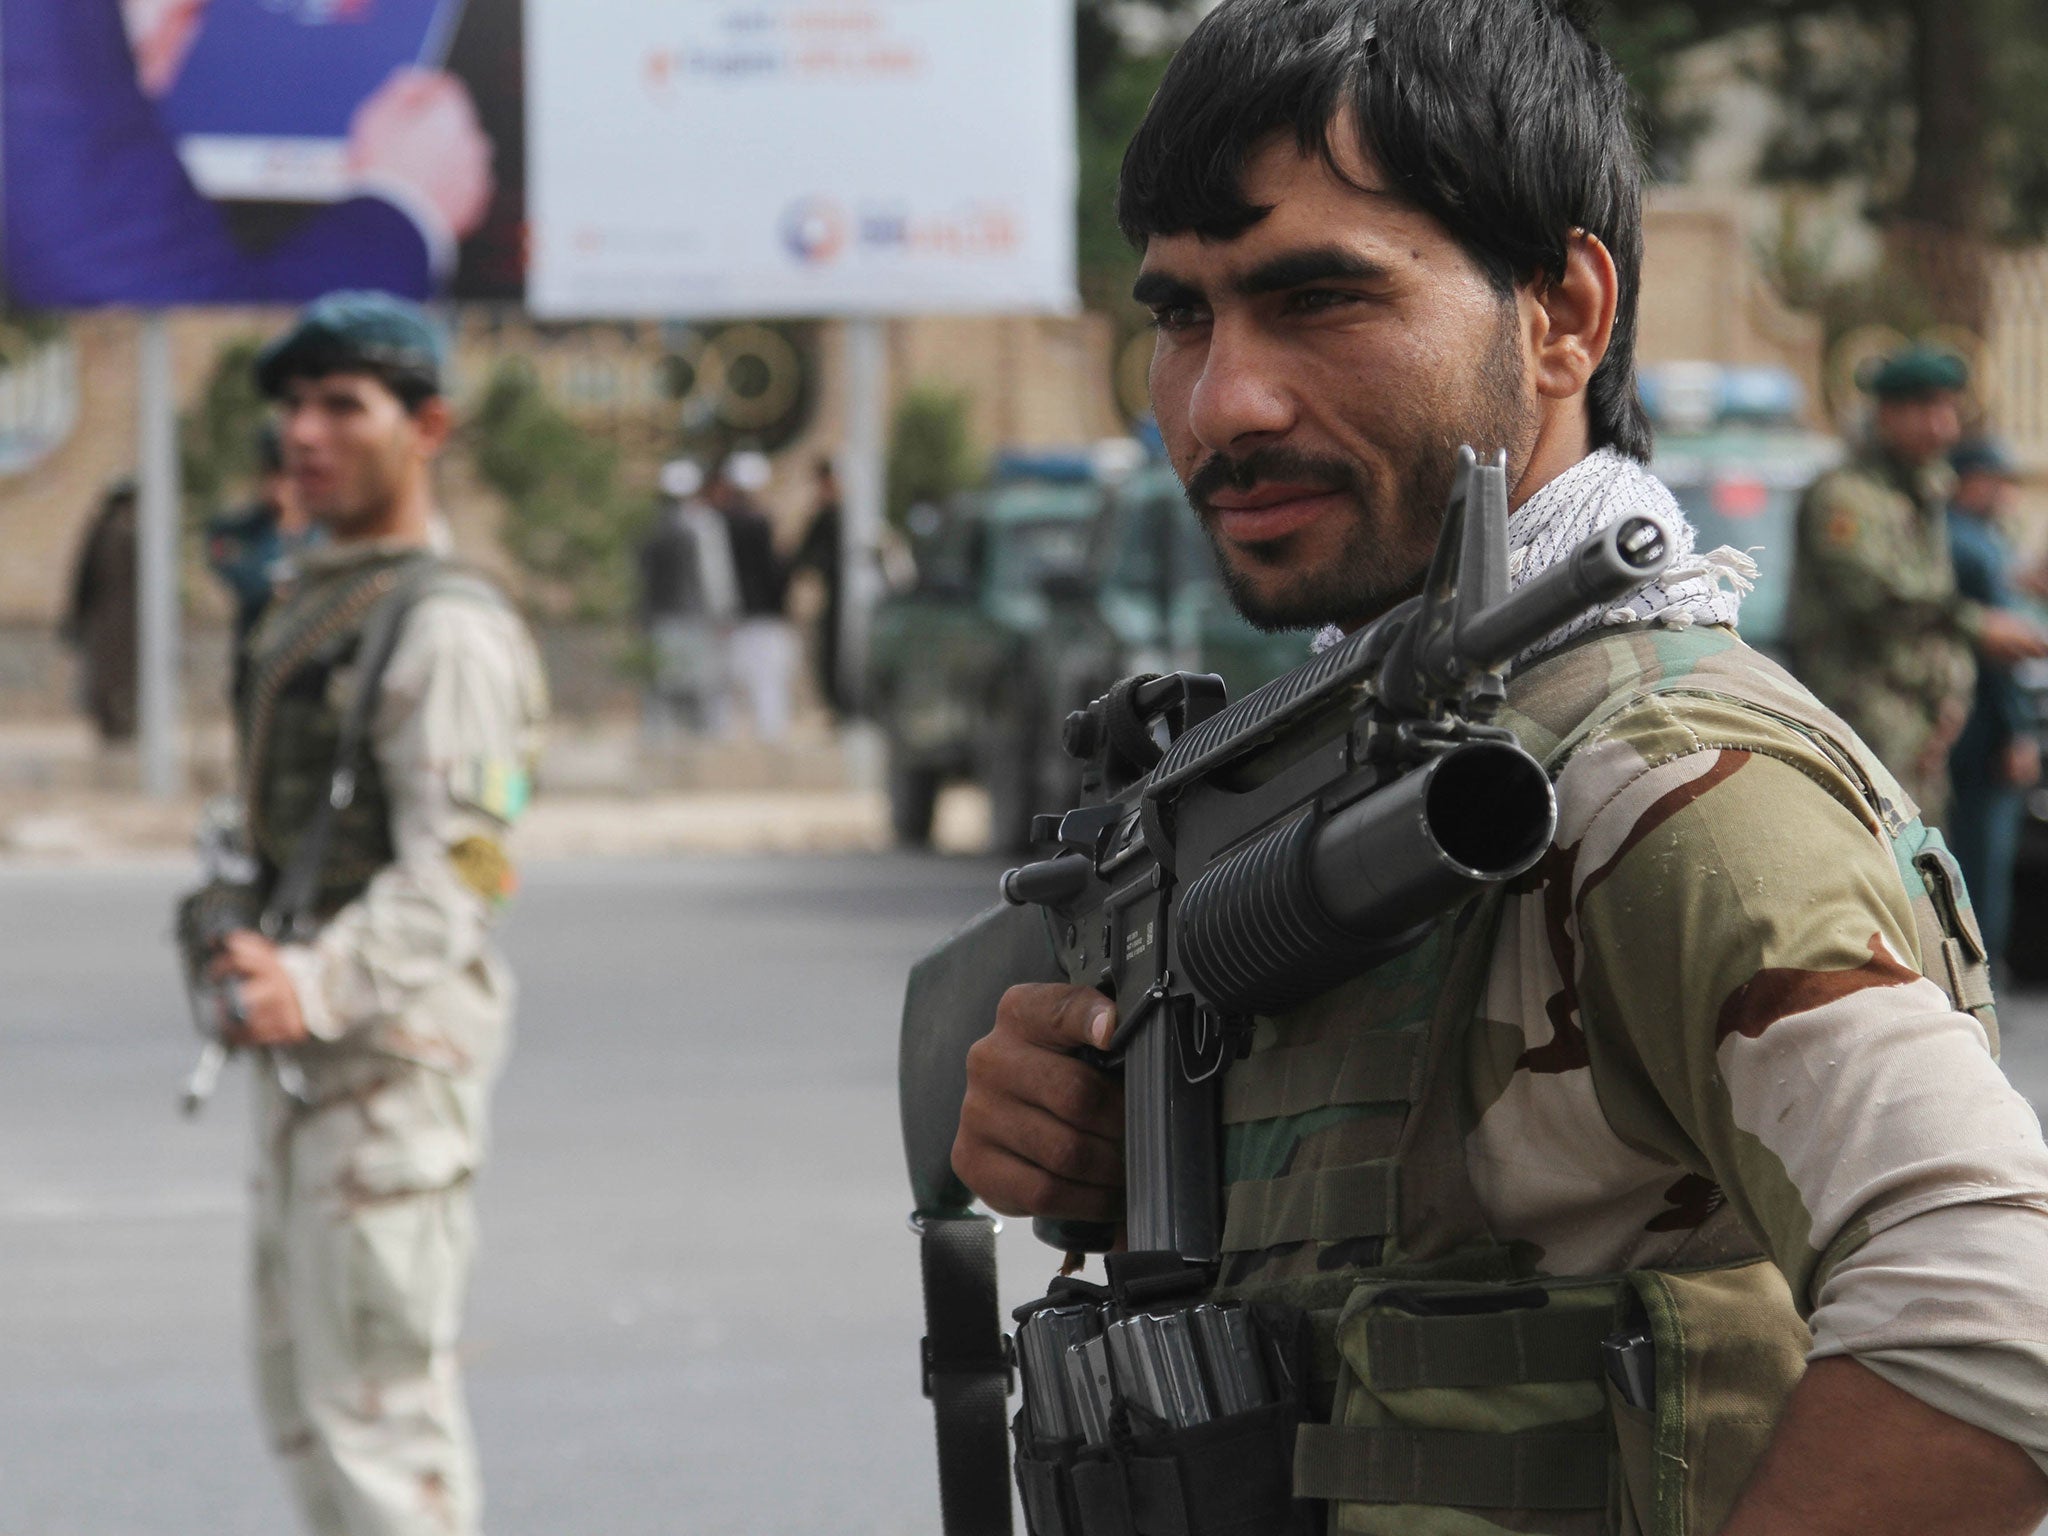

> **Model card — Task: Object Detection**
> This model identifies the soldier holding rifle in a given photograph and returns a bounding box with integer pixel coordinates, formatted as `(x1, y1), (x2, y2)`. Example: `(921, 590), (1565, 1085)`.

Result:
(948, 3), (2048, 1532)
(186, 293), (547, 1536)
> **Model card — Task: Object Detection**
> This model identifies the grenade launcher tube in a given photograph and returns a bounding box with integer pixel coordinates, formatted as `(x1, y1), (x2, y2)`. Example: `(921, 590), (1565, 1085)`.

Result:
(1176, 739), (1557, 1018)
(1310, 739), (1556, 928)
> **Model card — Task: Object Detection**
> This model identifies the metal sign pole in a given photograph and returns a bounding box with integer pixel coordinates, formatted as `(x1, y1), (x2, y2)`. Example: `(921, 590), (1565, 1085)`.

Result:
(136, 309), (185, 798)
(838, 314), (888, 714)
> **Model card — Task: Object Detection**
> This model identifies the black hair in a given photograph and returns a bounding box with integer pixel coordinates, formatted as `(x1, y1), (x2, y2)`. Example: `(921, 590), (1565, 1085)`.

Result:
(256, 333), (440, 414)
(1118, 0), (1652, 461)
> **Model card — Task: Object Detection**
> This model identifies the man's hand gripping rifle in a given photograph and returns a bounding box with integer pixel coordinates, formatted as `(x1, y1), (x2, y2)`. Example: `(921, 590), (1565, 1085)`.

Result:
(173, 797), (261, 1116)
(1002, 446), (1672, 1269)
(896, 449), (1673, 1529)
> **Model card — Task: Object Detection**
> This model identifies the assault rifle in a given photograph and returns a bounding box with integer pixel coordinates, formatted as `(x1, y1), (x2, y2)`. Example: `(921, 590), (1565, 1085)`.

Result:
(899, 447), (1674, 1534)
(175, 797), (260, 1117)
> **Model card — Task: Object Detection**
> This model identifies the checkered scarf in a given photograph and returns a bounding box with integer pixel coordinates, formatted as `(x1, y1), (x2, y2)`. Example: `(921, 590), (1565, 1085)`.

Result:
(1313, 448), (1756, 657)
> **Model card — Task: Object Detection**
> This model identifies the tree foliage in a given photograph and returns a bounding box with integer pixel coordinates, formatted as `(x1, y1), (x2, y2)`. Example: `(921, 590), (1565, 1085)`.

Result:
(1078, 1), (2048, 331)
(1074, 2), (1208, 328)
(1597, 0), (2048, 326)
(886, 384), (980, 526)
(1595, 1), (2043, 217)
(469, 360), (637, 618)
(181, 336), (269, 531)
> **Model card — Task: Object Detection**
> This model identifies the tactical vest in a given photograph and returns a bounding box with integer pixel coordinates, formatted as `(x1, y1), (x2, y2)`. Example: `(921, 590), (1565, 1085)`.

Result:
(1212, 624), (1993, 1536)
(238, 550), (431, 922)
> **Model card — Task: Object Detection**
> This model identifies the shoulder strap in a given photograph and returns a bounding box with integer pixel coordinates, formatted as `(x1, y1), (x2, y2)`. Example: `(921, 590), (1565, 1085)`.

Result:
(263, 555), (445, 941)
(901, 900), (1062, 1536)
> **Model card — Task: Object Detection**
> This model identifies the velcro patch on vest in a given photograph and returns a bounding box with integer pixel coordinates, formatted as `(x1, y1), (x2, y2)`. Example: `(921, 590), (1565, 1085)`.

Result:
(447, 836), (517, 904)
(449, 759), (532, 824)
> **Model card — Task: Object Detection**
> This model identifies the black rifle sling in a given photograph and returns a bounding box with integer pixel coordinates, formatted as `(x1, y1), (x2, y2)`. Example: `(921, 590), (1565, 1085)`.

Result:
(919, 1212), (1015, 1536)
(264, 555), (444, 941)
(903, 900), (1064, 1534)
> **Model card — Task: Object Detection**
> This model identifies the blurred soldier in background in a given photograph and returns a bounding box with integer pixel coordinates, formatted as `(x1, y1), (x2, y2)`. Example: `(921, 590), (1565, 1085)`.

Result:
(61, 479), (140, 745)
(1947, 437), (2040, 971)
(637, 457), (737, 739)
(208, 292), (548, 1536)
(206, 422), (320, 695)
(1787, 346), (2048, 821)
(712, 450), (794, 742)
(790, 455), (848, 721)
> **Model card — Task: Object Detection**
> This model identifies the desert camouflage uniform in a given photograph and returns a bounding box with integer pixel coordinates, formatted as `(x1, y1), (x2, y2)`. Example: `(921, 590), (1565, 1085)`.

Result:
(1786, 450), (1980, 819)
(1215, 624), (2048, 1534)
(242, 539), (548, 1536)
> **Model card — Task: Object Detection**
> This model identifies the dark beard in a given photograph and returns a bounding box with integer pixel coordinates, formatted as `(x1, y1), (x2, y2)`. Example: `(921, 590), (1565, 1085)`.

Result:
(1185, 309), (1533, 633)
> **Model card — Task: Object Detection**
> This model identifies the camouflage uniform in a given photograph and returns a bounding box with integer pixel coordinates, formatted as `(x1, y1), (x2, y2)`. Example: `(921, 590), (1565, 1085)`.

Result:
(242, 539), (548, 1536)
(1786, 450), (1980, 820)
(1215, 624), (2048, 1533)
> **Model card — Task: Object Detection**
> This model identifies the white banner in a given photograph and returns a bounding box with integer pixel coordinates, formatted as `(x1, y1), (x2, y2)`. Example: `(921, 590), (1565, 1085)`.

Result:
(526, 0), (1077, 318)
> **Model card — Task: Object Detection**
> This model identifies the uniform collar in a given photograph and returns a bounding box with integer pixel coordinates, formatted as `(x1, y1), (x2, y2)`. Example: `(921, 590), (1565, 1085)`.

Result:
(1861, 444), (1956, 510)
(294, 528), (443, 575)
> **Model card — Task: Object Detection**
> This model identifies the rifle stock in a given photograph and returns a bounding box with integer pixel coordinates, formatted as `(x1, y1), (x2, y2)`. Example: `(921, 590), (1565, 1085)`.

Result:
(900, 898), (1064, 1220)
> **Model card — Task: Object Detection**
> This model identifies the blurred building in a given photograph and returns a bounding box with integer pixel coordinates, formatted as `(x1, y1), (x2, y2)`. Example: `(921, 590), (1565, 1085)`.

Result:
(0, 307), (1123, 726)
(1637, 191), (1827, 426)
(6, 198), (2046, 732)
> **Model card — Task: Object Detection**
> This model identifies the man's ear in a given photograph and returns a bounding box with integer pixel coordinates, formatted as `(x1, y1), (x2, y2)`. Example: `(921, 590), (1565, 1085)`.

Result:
(1528, 231), (1619, 405)
(410, 395), (454, 458)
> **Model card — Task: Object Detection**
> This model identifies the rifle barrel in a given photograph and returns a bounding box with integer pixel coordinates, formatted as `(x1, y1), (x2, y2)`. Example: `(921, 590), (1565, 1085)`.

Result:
(1455, 515), (1672, 672)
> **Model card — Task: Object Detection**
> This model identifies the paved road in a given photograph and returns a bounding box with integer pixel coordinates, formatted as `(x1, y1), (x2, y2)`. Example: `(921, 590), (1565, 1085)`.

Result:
(4, 854), (2048, 1535)
(0, 853), (1066, 1536)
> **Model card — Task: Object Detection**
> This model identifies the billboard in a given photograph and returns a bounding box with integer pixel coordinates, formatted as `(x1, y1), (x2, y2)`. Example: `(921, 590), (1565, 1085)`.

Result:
(1, 0), (527, 306)
(526, 0), (1077, 319)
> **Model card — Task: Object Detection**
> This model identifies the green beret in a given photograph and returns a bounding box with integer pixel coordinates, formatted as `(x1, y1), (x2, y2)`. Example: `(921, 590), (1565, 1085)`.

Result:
(1864, 344), (1969, 400)
(256, 291), (445, 401)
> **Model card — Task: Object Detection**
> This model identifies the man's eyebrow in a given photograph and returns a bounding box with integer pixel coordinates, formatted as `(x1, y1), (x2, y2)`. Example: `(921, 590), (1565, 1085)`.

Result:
(1132, 246), (1394, 307)
(1237, 246), (1393, 296)
(1132, 269), (1201, 308)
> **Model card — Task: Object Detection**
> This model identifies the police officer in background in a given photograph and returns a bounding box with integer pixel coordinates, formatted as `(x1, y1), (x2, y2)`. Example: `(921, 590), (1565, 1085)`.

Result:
(1947, 437), (2040, 971)
(208, 292), (548, 1536)
(205, 422), (320, 694)
(1787, 346), (2048, 822)
(951, 4), (2048, 1532)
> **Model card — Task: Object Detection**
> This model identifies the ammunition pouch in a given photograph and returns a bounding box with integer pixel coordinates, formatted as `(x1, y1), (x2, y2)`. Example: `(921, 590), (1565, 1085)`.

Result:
(1011, 1261), (1319, 1536)
(1296, 1258), (1808, 1536)
(1016, 1399), (1311, 1536)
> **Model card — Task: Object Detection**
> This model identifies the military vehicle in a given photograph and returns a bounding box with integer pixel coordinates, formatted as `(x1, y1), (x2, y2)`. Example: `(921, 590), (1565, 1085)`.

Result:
(1642, 362), (1844, 660)
(1097, 462), (1311, 699)
(869, 458), (1119, 852)
(869, 451), (1304, 853)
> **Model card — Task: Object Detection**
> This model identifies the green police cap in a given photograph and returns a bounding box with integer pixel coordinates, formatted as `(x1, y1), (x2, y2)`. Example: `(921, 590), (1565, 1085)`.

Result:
(255, 291), (445, 402)
(1864, 344), (1969, 401)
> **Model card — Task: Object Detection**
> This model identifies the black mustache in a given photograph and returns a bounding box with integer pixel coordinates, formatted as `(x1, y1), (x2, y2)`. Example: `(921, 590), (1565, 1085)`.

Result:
(1185, 447), (1365, 508)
